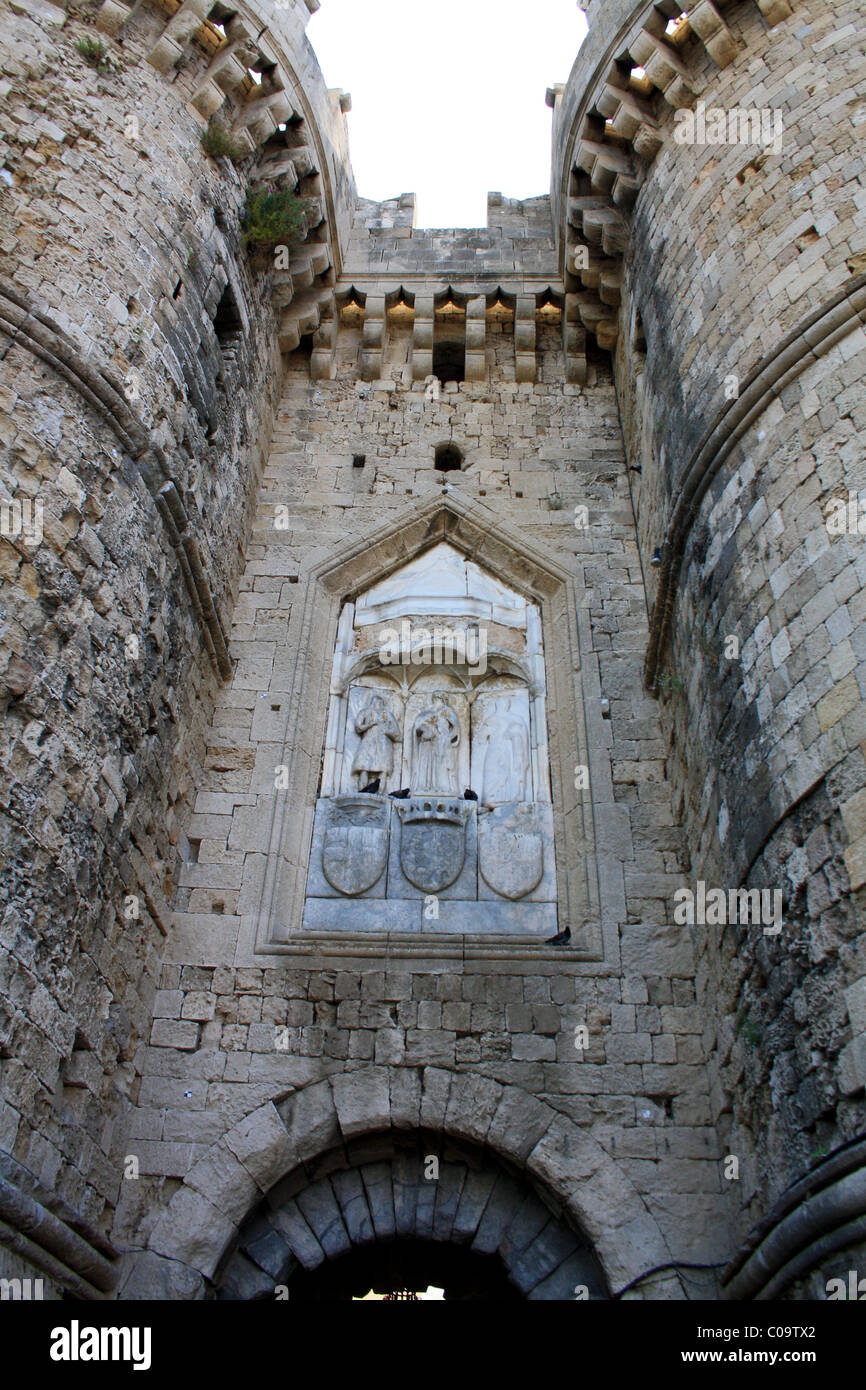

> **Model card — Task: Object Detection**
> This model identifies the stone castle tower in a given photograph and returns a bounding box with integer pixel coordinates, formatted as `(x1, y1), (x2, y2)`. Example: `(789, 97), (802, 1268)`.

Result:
(0, 0), (864, 1301)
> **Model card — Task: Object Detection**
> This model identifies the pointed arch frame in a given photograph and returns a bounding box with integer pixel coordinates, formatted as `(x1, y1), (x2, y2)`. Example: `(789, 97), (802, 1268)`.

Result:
(253, 493), (609, 961)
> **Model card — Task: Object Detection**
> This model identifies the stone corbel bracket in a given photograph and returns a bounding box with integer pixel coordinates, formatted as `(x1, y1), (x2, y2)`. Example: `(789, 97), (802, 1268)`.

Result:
(338, 284), (583, 385)
(557, 0), (795, 353)
(93, 0), (345, 311)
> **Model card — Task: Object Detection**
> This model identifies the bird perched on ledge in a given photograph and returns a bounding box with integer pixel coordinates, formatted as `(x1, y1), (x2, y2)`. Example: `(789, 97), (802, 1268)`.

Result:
(546, 926), (571, 946)
(388, 788), (411, 799)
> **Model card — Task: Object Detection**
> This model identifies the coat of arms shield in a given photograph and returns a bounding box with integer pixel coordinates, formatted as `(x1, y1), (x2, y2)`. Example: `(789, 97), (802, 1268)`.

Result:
(396, 798), (472, 894)
(479, 804), (544, 900)
(322, 795), (389, 896)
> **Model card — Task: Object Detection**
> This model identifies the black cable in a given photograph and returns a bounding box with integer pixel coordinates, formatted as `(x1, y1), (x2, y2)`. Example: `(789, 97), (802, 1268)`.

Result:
(612, 1259), (728, 1299)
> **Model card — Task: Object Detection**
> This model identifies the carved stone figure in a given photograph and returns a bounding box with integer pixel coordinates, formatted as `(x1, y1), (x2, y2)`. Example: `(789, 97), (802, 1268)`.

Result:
(412, 695), (460, 793)
(478, 701), (530, 807)
(351, 694), (400, 791)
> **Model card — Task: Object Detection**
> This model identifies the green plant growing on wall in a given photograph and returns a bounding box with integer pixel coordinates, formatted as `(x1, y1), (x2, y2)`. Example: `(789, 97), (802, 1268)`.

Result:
(201, 123), (246, 163)
(656, 670), (684, 694)
(75, 37), (111, 72)
(242, 184), (309, 261)
(734, 1009), (762, 1049)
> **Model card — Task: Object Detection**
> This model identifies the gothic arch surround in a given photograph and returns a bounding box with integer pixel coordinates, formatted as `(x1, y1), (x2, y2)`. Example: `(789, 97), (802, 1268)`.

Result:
(252, 493), (614, 961)
(118, 1069), (678, 1300)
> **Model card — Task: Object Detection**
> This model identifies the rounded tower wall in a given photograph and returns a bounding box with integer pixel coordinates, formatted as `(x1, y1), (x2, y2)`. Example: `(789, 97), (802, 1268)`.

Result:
(558, 0), (866, 1244)
(0, 0), (345, 1245)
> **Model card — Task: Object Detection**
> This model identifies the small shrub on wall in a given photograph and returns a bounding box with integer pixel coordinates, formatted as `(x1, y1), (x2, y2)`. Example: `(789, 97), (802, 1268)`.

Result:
(242, 185), (310, 265)
(201, 123), (246, 163)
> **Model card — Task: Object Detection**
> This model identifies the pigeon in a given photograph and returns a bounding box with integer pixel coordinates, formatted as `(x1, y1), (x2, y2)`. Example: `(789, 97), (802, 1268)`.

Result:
(360, 778), (380, 794)
(463, 788), (478, 801)
(388, 788), (411, 799)
(546, 926), (571, 946)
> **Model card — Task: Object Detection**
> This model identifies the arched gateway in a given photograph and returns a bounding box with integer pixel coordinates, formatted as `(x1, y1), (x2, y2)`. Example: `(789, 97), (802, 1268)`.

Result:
(119, 1069), (677, 1300)
(216, 1132), (607, 1300)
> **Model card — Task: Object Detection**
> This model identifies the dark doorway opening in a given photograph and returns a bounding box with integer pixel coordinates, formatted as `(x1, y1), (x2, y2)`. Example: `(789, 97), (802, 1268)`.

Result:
(288, 1239), (523, 1301)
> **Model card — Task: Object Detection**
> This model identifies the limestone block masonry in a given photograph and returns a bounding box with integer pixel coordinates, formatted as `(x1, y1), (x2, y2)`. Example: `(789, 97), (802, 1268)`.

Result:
(0, 0), (863, 1303)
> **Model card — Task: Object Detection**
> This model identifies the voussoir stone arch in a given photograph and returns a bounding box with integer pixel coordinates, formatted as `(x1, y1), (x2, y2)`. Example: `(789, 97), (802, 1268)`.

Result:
(119, 1067), (676, 1300)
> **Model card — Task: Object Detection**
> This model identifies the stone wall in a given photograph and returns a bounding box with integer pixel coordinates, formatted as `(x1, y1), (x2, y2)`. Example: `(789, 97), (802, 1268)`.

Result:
(1, 0), (863, 1301)
(345, 192), (557, 283)
(0, 0), (333, 1275)
(561, 0), (866, 1256)
(113, 304), (729, 1299)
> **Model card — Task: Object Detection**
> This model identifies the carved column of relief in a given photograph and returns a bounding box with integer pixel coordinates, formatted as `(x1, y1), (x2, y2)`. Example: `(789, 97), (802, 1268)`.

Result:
(464, 295), (487, 382)
(342, 682), (403, 795)
(411, 695), (461, 794)
(321, 603), (354, 797)
(401, 682), (470, 794)
(351, 693), (401, 792)
(471, 677), (551, 904)
(472, 682), (532, 808)
(526, 605), (552, 803)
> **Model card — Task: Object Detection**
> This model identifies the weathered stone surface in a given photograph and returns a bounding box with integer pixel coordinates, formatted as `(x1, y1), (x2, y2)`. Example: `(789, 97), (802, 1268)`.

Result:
(149, 1187), (236, 1279)
(117, 1250), (208, 1302)
(186, 1146), (259, 1226)
(331, 1068), (391, 1140)
(419, 1067), (452, 1132)
(270, 1203), (326, 1271)
(331, 1168), (375, 1246)
(224, 1104), (296, 1192)
(2, 0), (862, 1307)
(444, 1072), (503, 1145)
(277, 1083), (340, 1164)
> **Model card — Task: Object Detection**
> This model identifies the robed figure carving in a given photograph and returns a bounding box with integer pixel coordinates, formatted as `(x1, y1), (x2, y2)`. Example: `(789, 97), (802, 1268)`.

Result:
(412, 695), (460, 794)
(479, 703), (530, 807)
(351, 694), (400, 791)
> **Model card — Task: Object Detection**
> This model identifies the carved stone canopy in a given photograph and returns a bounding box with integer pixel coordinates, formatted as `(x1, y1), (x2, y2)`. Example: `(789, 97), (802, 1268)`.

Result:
(355, 542), (528, 629)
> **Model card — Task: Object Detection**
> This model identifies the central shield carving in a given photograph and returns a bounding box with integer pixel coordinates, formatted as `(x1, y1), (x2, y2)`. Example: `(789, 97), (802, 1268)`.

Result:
(322, 795), (389, 896)
(479, 804), (544, 900)
(396, 798), (472, 894)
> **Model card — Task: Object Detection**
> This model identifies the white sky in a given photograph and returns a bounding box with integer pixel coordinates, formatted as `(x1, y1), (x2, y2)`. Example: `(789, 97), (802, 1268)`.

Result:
(307, 0), (588, 228)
